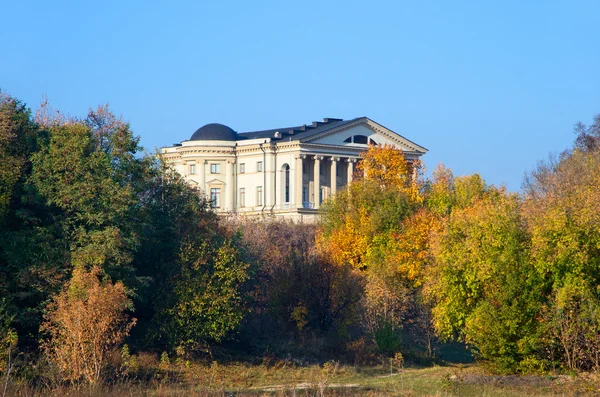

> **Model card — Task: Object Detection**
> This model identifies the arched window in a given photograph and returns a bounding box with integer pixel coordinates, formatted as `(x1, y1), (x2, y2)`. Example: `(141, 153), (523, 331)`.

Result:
(282, 164), (290, 203)
(343, 135), (374, 145)
(353, 135), (368, 144)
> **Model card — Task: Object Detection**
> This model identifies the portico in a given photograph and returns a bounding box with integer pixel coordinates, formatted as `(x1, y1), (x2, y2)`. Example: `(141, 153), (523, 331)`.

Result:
(290, 154), (358, 210)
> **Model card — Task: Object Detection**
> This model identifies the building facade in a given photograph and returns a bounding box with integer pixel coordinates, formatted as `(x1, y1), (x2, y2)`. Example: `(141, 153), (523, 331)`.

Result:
(161, 117), (427, 221)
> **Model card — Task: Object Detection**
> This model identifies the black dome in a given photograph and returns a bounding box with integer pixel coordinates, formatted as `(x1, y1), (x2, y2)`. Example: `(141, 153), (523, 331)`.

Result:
(190, 123), (237, 141)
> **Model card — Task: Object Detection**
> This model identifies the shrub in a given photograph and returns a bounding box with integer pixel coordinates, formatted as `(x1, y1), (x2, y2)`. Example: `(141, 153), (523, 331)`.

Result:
(41, 267), (136, 384)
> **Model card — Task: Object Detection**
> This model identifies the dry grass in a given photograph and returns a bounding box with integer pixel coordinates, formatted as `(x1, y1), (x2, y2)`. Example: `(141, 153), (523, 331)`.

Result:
(4, 360), (600, 396)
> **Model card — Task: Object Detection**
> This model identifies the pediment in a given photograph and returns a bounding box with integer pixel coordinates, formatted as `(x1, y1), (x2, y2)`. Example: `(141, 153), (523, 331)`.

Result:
(301, 118), (427, 153)
(206, 178), (225, 186)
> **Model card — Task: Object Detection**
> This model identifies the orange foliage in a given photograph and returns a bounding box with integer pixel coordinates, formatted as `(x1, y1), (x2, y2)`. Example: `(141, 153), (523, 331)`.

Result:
(41, 267), (136, 384)
(356, 144), (422, 203)
(390, 209), (440, 287)
(316, 209), (370, 268)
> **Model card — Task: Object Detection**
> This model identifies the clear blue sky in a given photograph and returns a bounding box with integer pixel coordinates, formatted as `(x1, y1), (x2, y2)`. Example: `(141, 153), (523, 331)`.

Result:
(2, 0), (599, 191)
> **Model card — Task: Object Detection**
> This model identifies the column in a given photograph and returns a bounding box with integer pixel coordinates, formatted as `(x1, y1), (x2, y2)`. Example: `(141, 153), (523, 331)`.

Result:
(330, 156), (339, 197)
(347, 158), (355, 183)
(199, 160), (206, 194)
(314, 155), (323, 209)
(225, 160), (234, 211)
(295, 154), (304, 208)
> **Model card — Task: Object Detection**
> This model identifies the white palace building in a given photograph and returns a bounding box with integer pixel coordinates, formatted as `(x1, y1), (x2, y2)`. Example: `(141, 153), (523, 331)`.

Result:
(161, 117), (427, 221)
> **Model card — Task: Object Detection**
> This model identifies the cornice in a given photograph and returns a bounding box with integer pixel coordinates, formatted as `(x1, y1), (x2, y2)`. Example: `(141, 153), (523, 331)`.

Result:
(302, 118), (427, 153)
(178, 148), (236, 156)
(299, 143), (364, 154)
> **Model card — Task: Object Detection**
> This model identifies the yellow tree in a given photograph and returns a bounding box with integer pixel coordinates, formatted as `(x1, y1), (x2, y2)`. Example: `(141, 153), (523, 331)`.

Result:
(319, 144), (422, 269)
(356, 144), (422, 203)
(318, 144), (426, 357)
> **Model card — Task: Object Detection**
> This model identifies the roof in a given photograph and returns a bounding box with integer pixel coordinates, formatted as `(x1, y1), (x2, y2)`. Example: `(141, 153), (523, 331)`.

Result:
(184, 117), (427, 153)
(190, 123), (238, 141)
(237, 117), (360, 141)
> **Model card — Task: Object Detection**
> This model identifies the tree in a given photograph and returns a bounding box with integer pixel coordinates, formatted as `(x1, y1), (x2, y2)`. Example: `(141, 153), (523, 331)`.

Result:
(522, 117), (600, 370)
(238, 221), (363, 353)
(573, 113), (600, 153)
(428, 188), (542, 371)
(157, 239), (249, 350)
(0, 93), (38, 224)
(41, 267), (135, 384)
(319, 145), (421, 269)
(356, 144), (421, 201)
(318, 145), (428, 357)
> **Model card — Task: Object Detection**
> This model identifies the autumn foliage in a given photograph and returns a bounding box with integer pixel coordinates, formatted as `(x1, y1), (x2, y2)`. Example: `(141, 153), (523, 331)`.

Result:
(3, 91), (600, 385)
(41, 267), (135, 384)
(318, 126), (600, 372)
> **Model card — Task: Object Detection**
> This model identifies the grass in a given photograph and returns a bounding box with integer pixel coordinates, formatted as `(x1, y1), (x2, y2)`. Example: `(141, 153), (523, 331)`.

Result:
(5, 359), (600, 396)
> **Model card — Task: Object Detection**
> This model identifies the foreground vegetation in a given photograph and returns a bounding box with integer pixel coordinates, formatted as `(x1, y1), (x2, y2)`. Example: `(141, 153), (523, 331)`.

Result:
(2, 90), (600, 393)
(5, 360), (600, 396)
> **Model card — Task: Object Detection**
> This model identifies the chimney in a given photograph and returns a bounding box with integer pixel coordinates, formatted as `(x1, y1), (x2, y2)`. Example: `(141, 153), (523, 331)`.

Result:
(323, 118), (343, 123)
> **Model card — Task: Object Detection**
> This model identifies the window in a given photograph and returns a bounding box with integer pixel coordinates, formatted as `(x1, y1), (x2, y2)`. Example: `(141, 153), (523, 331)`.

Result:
(239, 163), (245, 173)
(210, 163), (220, 174)
(210, 188), (221, 208)
(283, 164), (290, 203)
(239, 188), (245, 207)
(344, 135), (370, 144)
(353, 135), (368, 144)
(257, 186), (263, 206)
(257, 161), (263, 172)
(189, 164), (196, 175)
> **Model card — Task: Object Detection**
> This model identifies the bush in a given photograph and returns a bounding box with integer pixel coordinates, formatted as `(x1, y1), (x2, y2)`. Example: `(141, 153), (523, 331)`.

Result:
(41, 267), (136, 384)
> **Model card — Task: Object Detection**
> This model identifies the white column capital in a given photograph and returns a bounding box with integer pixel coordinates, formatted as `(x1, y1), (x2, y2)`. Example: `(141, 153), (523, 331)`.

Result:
(314, 155), (325, 161)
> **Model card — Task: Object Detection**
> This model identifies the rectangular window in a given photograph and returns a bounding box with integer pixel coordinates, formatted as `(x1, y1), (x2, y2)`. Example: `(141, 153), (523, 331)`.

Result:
(210, 188), (221, 208)
(189, 164), (196, 175)
(257, 186), (263, 206)
(210, 163), (220, 174)
(257, 161), (263, 172)
(239, 187), (245, 207)
(239, 163), (245, 173)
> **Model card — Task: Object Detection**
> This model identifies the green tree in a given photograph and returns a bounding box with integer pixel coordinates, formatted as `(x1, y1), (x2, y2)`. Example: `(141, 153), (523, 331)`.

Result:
(522, 116), (600, 370)
(429, 188), (542, 371)
(156, 238), (249, 350)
